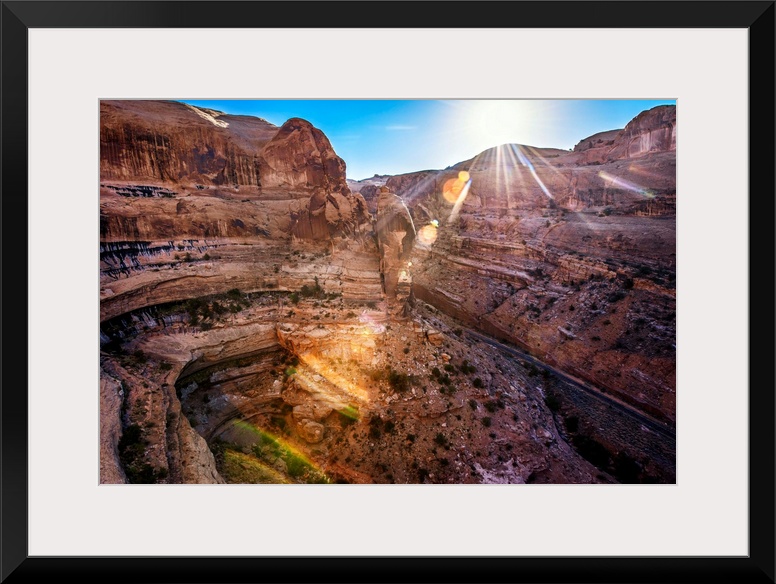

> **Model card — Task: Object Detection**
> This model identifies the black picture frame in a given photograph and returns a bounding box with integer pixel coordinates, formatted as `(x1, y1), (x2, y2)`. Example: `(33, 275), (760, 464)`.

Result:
(1, 2), (773, 583)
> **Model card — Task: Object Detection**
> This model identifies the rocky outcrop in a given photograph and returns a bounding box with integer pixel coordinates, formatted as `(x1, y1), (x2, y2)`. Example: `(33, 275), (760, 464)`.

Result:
(375, 187), (416, 299)
(259, 118), (348, 193)
(250, 118), (374, 241)
(603, 105), (676, 161)
(99, 374), (127, 484)
(290, 188), (371, 240)
(347, 175), (390, 213)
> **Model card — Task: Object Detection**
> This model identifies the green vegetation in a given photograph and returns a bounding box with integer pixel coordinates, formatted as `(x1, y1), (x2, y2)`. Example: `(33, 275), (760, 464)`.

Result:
(459, 360), (477, 374)
(338, 405), (359, 426)
(118, 424), (167, 483)
(299, 277), (325, 300)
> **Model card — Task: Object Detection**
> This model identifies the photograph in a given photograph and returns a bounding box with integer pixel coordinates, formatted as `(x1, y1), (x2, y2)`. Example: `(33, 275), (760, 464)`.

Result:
(99, 98), (677, 485)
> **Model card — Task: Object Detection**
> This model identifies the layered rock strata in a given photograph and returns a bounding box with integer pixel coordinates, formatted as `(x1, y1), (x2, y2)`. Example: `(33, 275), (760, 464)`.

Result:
(100, 101), (675, 485)
(390, 106), (676, 424)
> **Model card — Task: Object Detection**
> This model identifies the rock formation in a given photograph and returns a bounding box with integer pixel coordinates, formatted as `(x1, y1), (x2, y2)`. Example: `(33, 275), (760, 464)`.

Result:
(388, 105), (676, 426)
(375, 186), (416, 301)
(100, 101), (675, 485)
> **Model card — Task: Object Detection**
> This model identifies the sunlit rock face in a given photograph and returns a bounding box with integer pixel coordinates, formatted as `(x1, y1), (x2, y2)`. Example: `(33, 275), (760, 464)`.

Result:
(375, 187), (416, 302)
(101, 100), (276, 185)
(100, 101), (674, 486)
(260, 117), (348, 194)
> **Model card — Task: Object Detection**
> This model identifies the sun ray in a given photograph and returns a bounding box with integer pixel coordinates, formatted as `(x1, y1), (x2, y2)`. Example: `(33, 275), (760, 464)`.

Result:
(513, 144), (554, 200)
(598, 171), (655, 198)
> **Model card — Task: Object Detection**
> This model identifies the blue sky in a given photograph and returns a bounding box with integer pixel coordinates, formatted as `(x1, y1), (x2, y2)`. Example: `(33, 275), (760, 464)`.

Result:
(182, 99), (675, 181)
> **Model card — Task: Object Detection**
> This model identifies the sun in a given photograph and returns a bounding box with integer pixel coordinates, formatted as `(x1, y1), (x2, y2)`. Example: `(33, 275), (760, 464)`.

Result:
(451, 100), (548, 154)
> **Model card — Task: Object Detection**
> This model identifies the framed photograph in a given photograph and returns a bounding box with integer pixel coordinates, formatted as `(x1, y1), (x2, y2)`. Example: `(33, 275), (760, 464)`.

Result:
(2, 1), (773, 582)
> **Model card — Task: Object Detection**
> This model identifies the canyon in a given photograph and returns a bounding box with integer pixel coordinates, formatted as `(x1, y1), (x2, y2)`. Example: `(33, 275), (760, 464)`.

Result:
(100, 100), (675, 485)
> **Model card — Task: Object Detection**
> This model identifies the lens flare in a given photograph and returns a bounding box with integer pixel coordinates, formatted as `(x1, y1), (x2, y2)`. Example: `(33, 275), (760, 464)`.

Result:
(223, 450), (291, 484)
(299, 354), (371, 402)
(447, 178), (472, 224)
(417, 223), (439, 246)
(226, 420), (331, 483)
(442, 178), (465, 204)
(458, 170), (470, 182)
(513, 144), (554, 200)
(598, 171), (654, 197)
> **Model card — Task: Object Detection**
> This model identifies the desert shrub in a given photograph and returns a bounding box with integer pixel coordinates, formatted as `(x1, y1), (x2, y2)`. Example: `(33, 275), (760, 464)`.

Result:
(472, 378), (484, 388)
(481, 417), (492, 428)
(388, 370), (410, 392)
(118, 424), (165, 483)
(286, 456), (306, 478)
(607, 291), (626, 303)
(460, 361), (477, 374)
